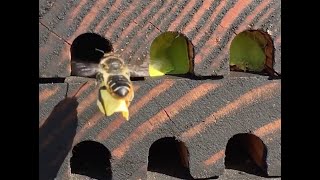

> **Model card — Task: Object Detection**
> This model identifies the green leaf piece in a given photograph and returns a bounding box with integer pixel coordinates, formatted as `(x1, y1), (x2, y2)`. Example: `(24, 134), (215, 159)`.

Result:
(149, 32), (190, 77)
(230, 31), (267, 72)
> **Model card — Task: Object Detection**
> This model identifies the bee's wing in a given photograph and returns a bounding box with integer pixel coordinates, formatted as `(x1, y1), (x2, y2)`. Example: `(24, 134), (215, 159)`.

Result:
(71, 60), (100, 77)
(95, 72), (105, 87)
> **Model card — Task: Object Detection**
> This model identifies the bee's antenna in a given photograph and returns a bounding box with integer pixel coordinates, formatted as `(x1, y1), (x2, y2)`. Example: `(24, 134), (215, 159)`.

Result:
(95, 48), (105, 55)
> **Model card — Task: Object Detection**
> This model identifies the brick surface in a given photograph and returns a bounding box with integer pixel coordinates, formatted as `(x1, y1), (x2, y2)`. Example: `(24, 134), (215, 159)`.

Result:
(39, 83), (68, 126)
(39, 22), (71, 77)
(39, 76), (280, 179)
(39, 1), (281, 179)
(147, 170), (280, 180)
(39, 0), (281, 78)
(39, 84), (77, 180)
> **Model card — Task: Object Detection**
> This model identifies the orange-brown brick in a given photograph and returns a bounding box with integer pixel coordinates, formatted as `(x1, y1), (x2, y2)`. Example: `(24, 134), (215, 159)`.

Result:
(39, 0), (281, 78)
(39, 76), (280, 179)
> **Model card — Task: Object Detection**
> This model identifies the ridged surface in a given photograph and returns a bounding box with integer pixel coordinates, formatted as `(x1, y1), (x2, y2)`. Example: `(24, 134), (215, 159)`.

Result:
(39, 76), (281, 179)
(39, 1), (281, 179)
(39, 0), (281, 77)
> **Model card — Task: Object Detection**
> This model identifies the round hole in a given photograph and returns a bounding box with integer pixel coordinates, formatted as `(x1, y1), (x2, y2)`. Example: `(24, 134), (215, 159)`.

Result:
(70, 33), (113, 77)
(70, 141), (112, 179)
(148, 137), (192, 179)
(225, 133), (268, 177)
(149, 32), (194, 77)
(230, 30), (275, 76)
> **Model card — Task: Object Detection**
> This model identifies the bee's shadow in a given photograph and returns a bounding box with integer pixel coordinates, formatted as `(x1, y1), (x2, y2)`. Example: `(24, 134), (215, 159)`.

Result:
(39, 97), (79, 180)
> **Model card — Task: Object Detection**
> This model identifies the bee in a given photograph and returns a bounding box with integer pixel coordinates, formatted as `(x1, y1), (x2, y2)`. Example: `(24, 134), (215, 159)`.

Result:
(96, 53), (134, 120)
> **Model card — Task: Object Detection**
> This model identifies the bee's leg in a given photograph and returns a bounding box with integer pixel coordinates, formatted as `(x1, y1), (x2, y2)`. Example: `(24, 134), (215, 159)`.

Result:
(96, 73), (103, 86)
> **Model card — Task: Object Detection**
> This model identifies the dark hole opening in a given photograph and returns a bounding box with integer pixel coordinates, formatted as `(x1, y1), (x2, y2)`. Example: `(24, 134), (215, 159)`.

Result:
(225, 133), (268, 177)
(71, 33), (113, 77)
(39, 77), (65, 84)
(130, 76), (145, 81)
(229, 30), (280, 79)
(70, 141), (112, 180)
(148, 137), (192, 179)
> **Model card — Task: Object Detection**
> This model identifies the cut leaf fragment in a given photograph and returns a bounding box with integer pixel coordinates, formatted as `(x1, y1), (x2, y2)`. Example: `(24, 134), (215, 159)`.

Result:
(97, 87), (130, 120)
(149, 32), (191, 77)
(230, 30), (272, 73)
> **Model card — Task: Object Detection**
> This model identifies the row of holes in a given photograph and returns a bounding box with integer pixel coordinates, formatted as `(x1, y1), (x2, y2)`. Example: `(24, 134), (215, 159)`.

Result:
(71, 134), (268, 179)
(70, 30), (279, 79)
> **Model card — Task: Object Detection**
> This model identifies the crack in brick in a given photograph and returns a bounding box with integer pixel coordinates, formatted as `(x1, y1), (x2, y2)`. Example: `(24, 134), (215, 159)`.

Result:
(149, 21), (162, 32)
(163, 108), (180, 131)
(219, 24), (237, 35)
(40, 21), (71, 46)
(152, 97), (179, 133)
(132, 20), (138, 25)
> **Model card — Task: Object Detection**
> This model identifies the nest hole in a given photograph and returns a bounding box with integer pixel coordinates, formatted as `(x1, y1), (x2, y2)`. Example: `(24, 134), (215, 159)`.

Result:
(70, 33), (113, 77)
(70, 141), (112, 180)
(147, 137), (192, 179)
(230, 30), (279, 77)
(149, 32), (194, 77)
(225, 133), (268, 177)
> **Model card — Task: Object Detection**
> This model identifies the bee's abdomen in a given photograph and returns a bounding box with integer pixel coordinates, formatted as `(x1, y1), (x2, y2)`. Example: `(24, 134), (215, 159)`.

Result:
(107, 75), (131, 97)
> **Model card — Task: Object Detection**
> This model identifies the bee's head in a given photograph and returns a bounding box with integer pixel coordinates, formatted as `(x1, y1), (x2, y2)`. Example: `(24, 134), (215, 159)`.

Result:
(100, 56), (124, 73)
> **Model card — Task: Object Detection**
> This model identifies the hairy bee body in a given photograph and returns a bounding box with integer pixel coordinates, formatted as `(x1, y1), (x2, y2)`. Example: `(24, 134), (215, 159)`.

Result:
(106, 75), (131, 98)
(97, 53), (134, 104)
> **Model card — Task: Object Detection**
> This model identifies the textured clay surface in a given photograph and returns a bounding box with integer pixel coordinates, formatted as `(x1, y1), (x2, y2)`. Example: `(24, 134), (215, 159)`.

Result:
(39, 0), (281, 78)
(39, 76), (280, 179)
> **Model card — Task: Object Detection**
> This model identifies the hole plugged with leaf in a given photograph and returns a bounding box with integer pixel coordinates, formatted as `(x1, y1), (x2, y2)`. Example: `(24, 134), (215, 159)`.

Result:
(148, 137), (192, 179)
(70, 141), (112, 180)
(225, 133), (268, 177)
(230, 30), (278, 76)
(149, 32), (194, 77)
(70, 33), (113, 77)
